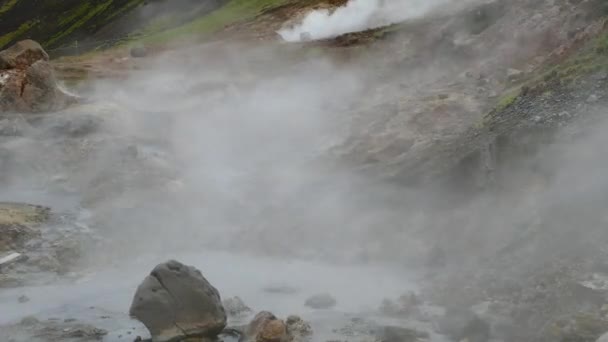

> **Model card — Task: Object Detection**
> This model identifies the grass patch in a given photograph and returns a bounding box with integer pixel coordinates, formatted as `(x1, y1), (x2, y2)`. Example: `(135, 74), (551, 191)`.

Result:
(140, 0), (290, 43)
(105, 0), (144, 21)
(0, 19), (38, 49)
(46, 0), (114, 46)
(496, 89), (520, 111)
(0, 203), (49, 226)
(58, 2), (91, 27)
(0, 0), (19, 15)
(531, 30), (608, 87)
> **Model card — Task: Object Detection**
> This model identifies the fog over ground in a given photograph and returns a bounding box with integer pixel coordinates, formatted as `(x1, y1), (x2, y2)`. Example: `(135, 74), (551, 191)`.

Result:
(2, 1), (608, 340)
(1, 1), (606, 272)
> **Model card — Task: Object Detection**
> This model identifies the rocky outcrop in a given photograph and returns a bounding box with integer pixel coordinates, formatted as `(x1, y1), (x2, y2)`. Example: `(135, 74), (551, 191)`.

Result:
(129, 260), (227, 342)
(0, 40), (77, 113)
(0, 40), (49, 69)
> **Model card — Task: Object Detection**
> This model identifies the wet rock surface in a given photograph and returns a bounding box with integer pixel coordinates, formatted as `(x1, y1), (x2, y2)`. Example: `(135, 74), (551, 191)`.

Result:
(129, 260), (227, 342)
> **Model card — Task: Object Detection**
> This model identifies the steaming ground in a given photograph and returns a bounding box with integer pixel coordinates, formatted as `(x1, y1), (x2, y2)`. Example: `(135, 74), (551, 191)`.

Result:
(3, 0), (608, 341)
(277, 0), (458, 42)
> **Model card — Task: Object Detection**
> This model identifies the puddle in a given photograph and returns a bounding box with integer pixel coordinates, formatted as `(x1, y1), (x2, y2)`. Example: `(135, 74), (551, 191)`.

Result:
(0, 250), (445, 341)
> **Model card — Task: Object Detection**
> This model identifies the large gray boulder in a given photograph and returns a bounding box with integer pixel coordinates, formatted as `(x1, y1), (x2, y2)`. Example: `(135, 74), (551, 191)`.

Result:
(129, 260), (227, 342)
(0, 40), (77, 113)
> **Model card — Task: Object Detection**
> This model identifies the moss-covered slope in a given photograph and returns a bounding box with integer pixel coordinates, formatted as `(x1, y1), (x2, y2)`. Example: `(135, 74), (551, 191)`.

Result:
(0, 0), (228, 53)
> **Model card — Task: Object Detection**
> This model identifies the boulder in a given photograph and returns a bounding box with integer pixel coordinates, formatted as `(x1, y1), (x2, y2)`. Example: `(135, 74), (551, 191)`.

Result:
(304, 293), (337, 309)
(0, 40), (49, 70)
(244, 311), (288, 342)
(259, 319), (287, 342)
(0, 40), (78, 113)
(598, 331), (608, 342)
(129, 260), (227, 342)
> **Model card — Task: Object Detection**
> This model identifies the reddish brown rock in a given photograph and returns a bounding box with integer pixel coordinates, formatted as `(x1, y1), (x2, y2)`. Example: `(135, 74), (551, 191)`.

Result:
(245, 311), (288, 342)
(0, 40), (77, 113)
(0, 40), (49, 70)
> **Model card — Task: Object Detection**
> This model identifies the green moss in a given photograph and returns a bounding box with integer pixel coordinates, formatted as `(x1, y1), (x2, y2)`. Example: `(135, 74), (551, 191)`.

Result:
(47, 0), (114, 46)
(496, 90), (520, 111)
(531, 30), (608, 87)
(0, 19), (38, 49)
(0, 0), (19, 15)
(105, 0), (145, 21)
(140, 0), (290, 43)
(58, 2), (91, 27)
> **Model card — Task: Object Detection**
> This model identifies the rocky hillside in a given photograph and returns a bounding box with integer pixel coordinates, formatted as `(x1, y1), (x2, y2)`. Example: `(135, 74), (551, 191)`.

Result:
(0, 0), (228, 53)
(4, 0), (608, 341)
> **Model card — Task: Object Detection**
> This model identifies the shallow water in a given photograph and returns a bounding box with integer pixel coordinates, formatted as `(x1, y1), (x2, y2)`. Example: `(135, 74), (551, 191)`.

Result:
(0, 250), (447, 341)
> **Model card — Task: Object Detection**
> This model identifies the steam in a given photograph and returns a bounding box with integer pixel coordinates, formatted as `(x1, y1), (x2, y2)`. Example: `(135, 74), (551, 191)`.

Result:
(278, 0), (454, 42)
(0, 0), (603, 287)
